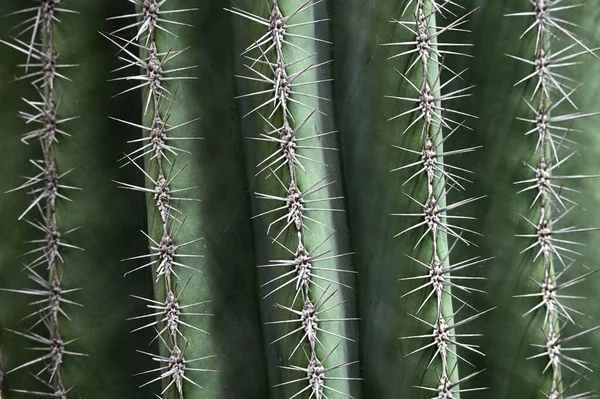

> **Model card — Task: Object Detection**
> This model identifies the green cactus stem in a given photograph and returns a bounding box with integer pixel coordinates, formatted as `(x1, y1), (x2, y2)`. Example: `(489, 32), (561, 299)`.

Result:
(505, 1), (600, 397)
(330, 1), (491, 397)
(103, 1), (219, 397)
(0, 0), (84, 396)
(228, 1), (361, 398)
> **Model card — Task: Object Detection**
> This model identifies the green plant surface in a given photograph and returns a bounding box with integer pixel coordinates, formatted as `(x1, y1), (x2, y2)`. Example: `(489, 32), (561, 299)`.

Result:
(150, 1), (271, 397)
(331, 0), (600, 398)
(1, 1), (600, 399)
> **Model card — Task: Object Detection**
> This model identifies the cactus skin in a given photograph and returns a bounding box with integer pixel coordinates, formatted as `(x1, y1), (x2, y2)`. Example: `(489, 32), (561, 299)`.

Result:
(2, 0), (270, 398)
(504, 1), (600, 397)
(149, 1), (271, 397)
(383, 1), (490, 397)
(103, 1), (271, 398)
(331, 1), (488, 397)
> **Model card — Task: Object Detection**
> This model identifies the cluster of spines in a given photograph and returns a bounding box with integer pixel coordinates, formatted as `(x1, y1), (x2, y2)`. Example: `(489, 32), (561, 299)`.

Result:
(385, 1), (491, 397)
(227, 1), (360, 397)
(103, 1), (213, 397)
(1, 1), (85, 397)
(507, 1), (600, 397)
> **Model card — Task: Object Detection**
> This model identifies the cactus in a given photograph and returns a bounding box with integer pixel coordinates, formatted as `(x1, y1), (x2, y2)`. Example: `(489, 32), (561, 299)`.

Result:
(1, 1), (600, 399)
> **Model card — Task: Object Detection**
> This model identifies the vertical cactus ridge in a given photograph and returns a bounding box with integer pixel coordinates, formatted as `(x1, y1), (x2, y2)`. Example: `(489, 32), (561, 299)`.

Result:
(507, 1), (600, 397)
(103, 1), (213, 397)
(386, 1), (490, 396)
(228, 1), (360, 397)
(0, 1), (85, 397)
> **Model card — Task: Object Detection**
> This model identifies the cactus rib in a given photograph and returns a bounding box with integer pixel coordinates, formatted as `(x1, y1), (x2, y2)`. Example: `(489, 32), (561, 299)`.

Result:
(507, 1), (600, 397)
(228, 1), (360, 397)
(386, 1), (490, 396)
(103, 1), (213, 397)
(0, 0), (86, 397)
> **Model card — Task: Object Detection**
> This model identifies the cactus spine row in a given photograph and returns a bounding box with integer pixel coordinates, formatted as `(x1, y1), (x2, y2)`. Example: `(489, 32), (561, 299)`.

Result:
(508, 1), (600, 397)
(104, 1), (212, 397)
(385, 1), (491, 396)
(1, 0), (85, 397)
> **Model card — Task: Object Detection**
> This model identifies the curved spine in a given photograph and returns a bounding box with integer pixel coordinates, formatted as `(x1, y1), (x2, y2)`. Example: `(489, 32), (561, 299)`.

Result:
(507, 1), (600, 397)
(386, 1), (490, 396)
(227, 1), (360, 397)
(103, 1), (213, 397)
(0, 1), (85, 397)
